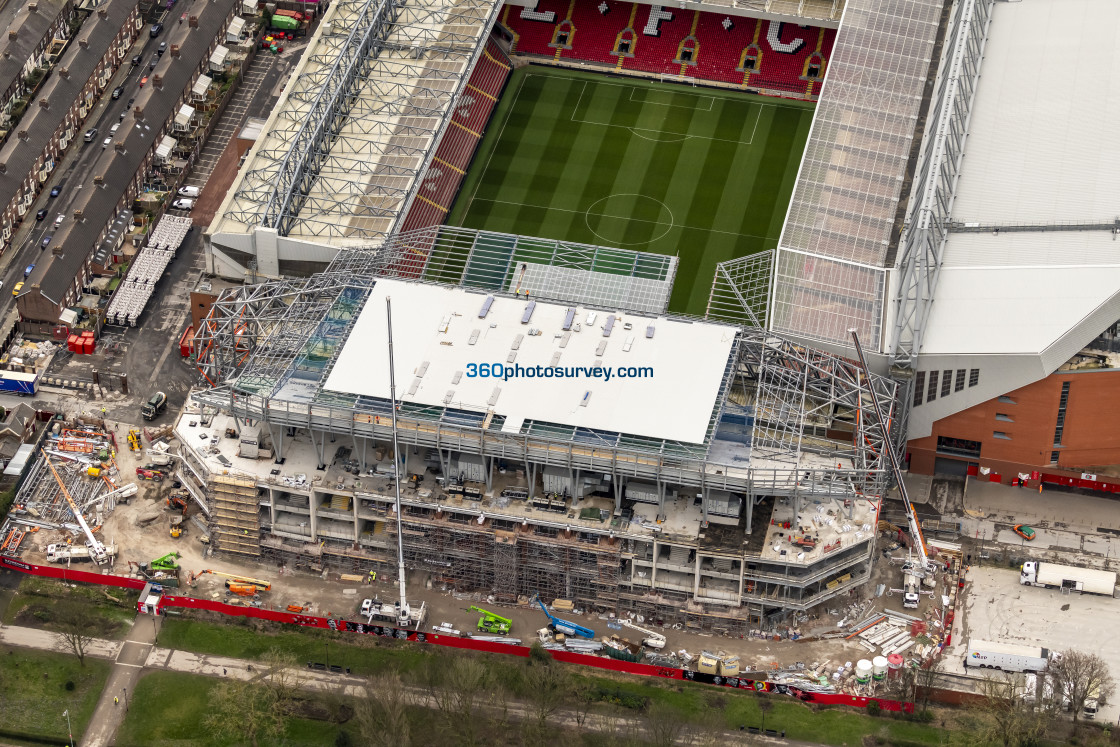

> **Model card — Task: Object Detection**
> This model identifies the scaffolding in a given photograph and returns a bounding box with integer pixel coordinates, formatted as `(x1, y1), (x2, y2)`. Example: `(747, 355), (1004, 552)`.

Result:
(209, 474), (261, 557)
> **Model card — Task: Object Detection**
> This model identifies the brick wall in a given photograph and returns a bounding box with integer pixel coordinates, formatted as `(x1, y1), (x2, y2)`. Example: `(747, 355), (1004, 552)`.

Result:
(908, 369), (1120, 478)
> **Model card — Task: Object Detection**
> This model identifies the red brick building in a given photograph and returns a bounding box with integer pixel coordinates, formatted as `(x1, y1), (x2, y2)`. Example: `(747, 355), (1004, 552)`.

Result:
(907, 368), (1120, 491)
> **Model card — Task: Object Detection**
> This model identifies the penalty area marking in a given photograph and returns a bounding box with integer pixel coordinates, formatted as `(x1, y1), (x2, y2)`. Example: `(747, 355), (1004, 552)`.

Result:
(570, 80), (764, 145)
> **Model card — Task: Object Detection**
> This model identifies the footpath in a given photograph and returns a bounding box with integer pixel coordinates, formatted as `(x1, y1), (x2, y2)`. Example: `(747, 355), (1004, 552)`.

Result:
(0, 621), (807, 746)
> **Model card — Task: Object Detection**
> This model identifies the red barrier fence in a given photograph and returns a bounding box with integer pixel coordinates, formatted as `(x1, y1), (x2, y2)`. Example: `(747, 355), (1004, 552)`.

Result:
(0, 556), (914, 712)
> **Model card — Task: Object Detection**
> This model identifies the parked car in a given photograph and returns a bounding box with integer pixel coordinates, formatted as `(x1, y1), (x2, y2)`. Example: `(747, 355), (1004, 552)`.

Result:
(177, 186), (200, 197)
(49, 186), (60, 198)
(35, 208), (47, 221)
(1013, 524), (1036, 541)
(102, 136), (111, 148)
(40, 235), (51, 249)
(149, 56), (158, 70)
(131, 54), (142, 67)
(150, 23), (163, 37)
(110, 122), (120, 135)
(139, 76), (149, 88)
(12, 281), (23, 297)
(84, 128), (97, 142)
(171, 198), (194, 211)
(53, 213), (64, 227)
(158, 42), (167, 56)
(112, 85), (124, 99)
(23, 264), (34, 278)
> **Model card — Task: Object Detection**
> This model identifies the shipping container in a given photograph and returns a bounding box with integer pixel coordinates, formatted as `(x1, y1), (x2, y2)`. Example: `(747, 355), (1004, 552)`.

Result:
(179, 324), (195, 357)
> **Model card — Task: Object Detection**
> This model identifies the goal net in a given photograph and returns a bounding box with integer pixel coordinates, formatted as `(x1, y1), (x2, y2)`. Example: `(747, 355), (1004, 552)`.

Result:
(658, 73), (698, 87)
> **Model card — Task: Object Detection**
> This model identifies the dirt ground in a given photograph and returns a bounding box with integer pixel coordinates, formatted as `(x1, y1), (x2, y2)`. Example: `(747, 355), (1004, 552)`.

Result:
(16, 410), (957, 678)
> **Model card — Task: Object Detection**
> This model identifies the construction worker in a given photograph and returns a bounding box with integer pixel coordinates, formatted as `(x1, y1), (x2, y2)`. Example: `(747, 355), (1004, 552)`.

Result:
(114, 697), (118, 706)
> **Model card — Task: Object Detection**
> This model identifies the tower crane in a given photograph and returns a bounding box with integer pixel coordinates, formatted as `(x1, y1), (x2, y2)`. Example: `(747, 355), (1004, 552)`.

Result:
(848, 330), (935, 575)
(620, 619), (667, 650)
(43, 451), (109, 565)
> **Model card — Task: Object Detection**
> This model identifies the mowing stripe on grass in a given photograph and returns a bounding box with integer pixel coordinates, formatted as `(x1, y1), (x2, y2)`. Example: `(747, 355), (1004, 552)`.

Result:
(447, 66), (815, 315)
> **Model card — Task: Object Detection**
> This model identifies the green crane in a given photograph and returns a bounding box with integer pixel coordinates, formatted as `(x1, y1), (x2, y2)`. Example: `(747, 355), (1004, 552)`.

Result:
(468, 605), (512, 635)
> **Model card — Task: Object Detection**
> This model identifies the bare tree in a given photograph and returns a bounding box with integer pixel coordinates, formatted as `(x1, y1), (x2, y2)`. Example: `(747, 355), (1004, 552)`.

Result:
(913, 656), (942, 712)
(1049, 650), (1116, 721)
(756, 691), (774, 733)
(53, 600), (94, 667)
(642, 704), (689, 747)
(523, 657), (570, 733)
(261, 647), (300, 706)
(204, 678), (284, 747)
(355, 672), (413, 747)
(960, 672), (1050, 747)
(424, 655), (492, 747)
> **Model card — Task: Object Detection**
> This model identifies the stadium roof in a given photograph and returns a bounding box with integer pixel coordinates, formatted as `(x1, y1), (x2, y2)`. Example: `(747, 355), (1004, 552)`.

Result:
(922, 0), (1120, 360)
(769, 0), (945, 350)
(323, 279), (737, 443)
(209, 0), (500, 247)
(903, 0), (1120, 438)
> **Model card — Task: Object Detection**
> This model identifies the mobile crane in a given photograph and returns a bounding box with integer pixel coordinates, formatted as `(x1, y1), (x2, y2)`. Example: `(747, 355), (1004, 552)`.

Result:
(192, 569), (271, 594)
(849, 330), (935, 577)
(468, 606), (512, 635)
(533, 594), (595, 639)
(620, 619), (667, 650)
(43, 451), (110, 565)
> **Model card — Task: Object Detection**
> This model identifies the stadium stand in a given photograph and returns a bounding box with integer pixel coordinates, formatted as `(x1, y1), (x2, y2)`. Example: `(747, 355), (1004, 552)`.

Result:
(501, 1), (834, 97)
(396, 39), (512, 271)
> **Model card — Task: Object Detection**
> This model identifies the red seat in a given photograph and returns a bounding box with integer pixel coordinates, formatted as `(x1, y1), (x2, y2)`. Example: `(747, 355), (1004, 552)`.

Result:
(397, 40), (513, 249)
(501, 2), (835, 96)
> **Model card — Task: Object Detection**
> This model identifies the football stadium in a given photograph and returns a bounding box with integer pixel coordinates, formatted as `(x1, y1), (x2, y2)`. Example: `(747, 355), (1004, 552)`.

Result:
(193, 0), (1118, 627)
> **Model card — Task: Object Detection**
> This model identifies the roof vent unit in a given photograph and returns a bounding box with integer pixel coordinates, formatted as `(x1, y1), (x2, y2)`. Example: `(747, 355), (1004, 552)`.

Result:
(479, 296), (494, 318)
(521, 300), (536, 324)
(562, 307), (575, 330)
(452, 371), (463, 384)
(602, 315), (616, 337)
(623, 336), (635, 352)
(408, 377), (421, 395)
(586, 312), (597, 325)
(550, 352), (561, 366)
(595, 341), (607, 356)
(488, 387), (501, 406)
(580, 391), (591, 408)
(416, 361), (429, 377)
(646, 325), (655, 339)
(511, 333), (524, 350)
(559, 332), (571, 348)
(468, 329), (479, 345)
(443, 391), (454, 404)
(437, 316), (450, 333)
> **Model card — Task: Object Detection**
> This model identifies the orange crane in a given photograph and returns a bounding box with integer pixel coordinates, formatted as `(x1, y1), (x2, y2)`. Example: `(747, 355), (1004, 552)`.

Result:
(191, 569), (271, 593)
(43, 451), (109, 565)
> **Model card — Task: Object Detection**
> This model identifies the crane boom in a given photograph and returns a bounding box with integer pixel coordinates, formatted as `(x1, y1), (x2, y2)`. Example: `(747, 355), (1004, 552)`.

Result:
(620, 619), (667, 649)
(43, 451), (109, 565)
(197, 569), (271, 590)
(847, 331), (933, 572)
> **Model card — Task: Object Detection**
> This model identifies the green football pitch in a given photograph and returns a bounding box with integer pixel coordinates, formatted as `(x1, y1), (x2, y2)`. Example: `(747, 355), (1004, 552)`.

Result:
(446, 66), (815, 315)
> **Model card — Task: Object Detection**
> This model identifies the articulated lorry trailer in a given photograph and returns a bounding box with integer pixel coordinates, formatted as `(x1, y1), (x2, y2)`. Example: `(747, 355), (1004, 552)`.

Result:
(1021, 561), (1116, 596)
(965, 639), (1052, 673)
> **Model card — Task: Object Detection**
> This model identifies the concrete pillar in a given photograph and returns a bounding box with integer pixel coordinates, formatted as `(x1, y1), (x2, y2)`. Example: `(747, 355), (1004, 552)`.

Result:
(308, 488), (319, 540)
(312, 430), (326, 470)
